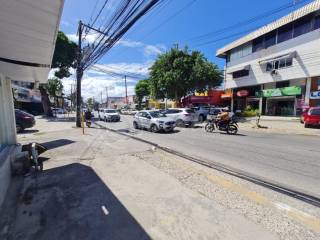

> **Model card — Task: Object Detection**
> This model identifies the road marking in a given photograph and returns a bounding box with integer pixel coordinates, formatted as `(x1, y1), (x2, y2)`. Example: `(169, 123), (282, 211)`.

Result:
(101, 205), (109, 215)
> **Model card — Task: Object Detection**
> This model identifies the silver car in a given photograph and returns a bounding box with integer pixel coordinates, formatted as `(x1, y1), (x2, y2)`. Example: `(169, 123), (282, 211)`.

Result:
(163, 108), (197, 127)
(133, 111), (176, 132)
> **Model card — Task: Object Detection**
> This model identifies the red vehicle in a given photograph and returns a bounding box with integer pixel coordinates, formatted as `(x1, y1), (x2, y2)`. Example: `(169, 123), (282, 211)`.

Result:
(300, 106), (310, 123)
(304, 107), (320, 128)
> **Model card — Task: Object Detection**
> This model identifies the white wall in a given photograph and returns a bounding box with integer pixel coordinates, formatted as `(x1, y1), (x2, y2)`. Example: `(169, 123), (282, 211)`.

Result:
(0, 74), (17, 145)
(225, 29), (320, 89)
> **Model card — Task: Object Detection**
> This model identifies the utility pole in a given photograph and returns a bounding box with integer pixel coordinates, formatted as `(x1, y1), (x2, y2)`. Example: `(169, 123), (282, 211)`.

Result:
(70, 84), (73, 112)
(124, 75), (128, 105)
(100, 91), (103, 106)
(106, 86), (109, 108)
(76, 21), (83, 127)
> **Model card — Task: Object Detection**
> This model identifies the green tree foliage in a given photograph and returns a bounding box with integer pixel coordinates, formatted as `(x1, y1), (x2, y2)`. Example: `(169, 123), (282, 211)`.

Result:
(135, 79), (150, 108)
(40, 31), (77, 116)
(52, 31), (77, 79)
(149, 47), (222, 101)
(47, 77), (63, 107)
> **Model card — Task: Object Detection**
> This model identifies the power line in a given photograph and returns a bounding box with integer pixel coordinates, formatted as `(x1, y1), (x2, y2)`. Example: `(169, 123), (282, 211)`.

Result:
(186, 0), (312, 47)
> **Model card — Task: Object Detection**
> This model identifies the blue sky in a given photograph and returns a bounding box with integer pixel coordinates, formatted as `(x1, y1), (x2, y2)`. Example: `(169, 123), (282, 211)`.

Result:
(58, 0), (313, 99)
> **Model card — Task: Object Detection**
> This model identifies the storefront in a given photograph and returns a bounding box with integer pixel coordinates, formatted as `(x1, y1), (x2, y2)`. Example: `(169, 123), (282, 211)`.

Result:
(262, 86), (302, 116)
(309, 77), (320, 107)
(233, 85), (261, 112)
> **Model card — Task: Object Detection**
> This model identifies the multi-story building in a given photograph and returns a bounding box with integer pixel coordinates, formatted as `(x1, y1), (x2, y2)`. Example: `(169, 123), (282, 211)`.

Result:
(217, 0), (320, 116)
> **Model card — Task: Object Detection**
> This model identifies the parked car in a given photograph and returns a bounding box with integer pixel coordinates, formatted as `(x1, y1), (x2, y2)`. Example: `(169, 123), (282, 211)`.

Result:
(304, 107), (320, 128)
(99, 109), (121, 122)
(191, 106), (210, 122)
(163, 108), (197, 127)
(15, 109), (35, 133)
(52, 107), (66, 114)
(300, 106), (310, 123)
(206, 107), (225, 121)
(133, 110), (176, 132)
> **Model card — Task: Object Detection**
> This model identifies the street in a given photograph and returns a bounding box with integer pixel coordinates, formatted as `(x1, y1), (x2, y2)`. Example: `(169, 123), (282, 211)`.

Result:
(99, 114), (320, 198)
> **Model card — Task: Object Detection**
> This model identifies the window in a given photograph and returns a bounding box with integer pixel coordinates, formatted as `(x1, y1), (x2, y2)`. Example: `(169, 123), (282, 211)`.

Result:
(293, 16), (312, 37)
(264, 31), (276, 48)
(252, 37), (264, 52)
(232, 69), (249, 79)
(276, 81), (289, 88)
(314, 15), (320, 30)
(230, 44), (252, 61)
(265, 58), (293, 71)
(310, 108), (320, 116)
(277, 24), (293, 43)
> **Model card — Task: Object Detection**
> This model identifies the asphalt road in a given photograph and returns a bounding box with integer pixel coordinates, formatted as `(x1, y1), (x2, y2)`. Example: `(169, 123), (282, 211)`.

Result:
(98, 115), (320, 198)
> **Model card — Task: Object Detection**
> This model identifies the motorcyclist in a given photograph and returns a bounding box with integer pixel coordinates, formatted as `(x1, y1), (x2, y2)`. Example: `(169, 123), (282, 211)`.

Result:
(85, 109), (92, 121)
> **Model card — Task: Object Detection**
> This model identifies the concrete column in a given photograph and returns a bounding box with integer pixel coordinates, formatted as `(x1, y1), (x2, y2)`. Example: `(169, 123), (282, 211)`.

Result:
(305, 77), (311, 106)
(259, 85), (263, 114)
(230, 89), (234, 112)
(0, 74), (17, 145)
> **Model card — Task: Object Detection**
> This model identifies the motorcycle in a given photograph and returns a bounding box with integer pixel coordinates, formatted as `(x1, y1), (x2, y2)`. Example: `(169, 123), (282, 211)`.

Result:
(85, 119), (92, 128)
(205, 117), (238, 135)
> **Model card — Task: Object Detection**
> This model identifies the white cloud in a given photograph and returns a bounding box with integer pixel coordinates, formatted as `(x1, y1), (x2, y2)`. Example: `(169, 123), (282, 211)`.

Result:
(66, 33), (166, 57)
(59, 61), (152, 101)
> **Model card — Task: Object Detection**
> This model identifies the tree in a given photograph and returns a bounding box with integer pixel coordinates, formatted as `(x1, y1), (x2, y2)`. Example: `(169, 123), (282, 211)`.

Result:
(40, 31), (77, 116)
(135, 79), (150, 109)
(47, 77), (64, 107)
(149, 47), (222, 102)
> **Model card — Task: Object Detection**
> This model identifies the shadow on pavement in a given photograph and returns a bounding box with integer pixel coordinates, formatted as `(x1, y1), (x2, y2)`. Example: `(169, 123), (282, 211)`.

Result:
(40, 139), (75, 150)
(18, 129), (39, 134)
(10, 163), (150, 240)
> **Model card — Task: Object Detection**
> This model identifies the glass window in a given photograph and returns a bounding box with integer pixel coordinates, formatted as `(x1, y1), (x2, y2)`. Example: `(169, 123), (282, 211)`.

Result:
(293, 16), (312, 37)
(279, 59), (286, 68)
(252, 37), (264, 52)
(232, 69), (249, 79)
(274, 61), (279, 69)
(310, 108), (320, 116)
(277, 24), (293, 43)
(266, 62), (273, 71)
(264, 31), (276, 48)
(286, 58), (293, 67)
(314, 15), (320, 30)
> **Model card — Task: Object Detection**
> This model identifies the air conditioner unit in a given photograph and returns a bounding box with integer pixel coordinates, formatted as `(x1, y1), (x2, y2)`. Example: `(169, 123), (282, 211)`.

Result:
(270, 69), (278, 76)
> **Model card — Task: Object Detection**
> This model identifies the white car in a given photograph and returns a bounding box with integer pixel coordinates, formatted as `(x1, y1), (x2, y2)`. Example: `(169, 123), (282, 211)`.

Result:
(99, 109), (120, 122)
(133, 110), (176, 132)
(52, 107), (66, 114)
(163, 108), (197, 127)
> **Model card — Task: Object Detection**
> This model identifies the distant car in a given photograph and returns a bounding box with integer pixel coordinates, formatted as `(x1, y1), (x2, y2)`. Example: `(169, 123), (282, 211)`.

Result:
(304, 107), (320, 128)
(99, 109), (120, 122)
(15, 109), (35, 133)
(191, 106), (210, 122)
(52, 107), (66, 114)
(133, 110), (176, 132)
(163, 108), (197, 127)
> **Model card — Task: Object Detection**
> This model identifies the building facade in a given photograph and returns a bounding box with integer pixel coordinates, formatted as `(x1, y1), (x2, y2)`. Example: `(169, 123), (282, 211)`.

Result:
(217, 0), (320, 116)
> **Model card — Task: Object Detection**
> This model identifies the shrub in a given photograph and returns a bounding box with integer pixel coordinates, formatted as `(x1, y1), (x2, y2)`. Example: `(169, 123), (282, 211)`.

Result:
(242, 106), (259, 117)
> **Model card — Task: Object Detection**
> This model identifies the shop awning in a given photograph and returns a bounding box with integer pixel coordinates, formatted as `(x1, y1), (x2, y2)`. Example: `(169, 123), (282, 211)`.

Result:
(221, 93), (232, 99)
(0, 0), (64, 83)
(227, 65), (250, 74)
(259, 51), (296, 65)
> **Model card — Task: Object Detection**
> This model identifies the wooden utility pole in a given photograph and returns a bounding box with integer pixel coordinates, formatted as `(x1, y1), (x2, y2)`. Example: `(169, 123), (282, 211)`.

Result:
(76, 21), (83, 127)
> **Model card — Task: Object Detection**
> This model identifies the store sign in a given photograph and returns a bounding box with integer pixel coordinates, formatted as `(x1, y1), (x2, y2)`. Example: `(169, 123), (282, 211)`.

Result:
(262, 86), (301, 97)
(262, 88), (282, 97)
(310, 91), (320, 99)
(236, 90), (249, 97)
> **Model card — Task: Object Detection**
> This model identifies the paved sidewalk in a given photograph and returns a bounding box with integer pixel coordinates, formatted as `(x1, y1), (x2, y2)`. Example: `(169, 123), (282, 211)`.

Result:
(0, 118), (279, 240)
(238, 116), (320, 136)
